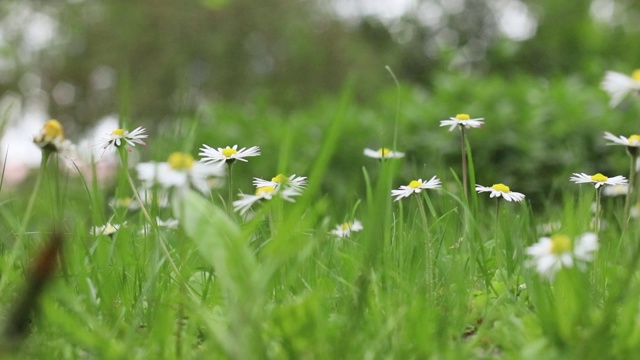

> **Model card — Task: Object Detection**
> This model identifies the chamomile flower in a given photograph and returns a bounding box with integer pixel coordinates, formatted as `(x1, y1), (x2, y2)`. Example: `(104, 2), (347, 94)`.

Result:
(232, 185), (302, 215)
(569, 173), (628, 188)
(363, 147), (405, 159)
(253, 174), (307, 191)
(603, 183), (629, 197)
(601, 69), (640, 108)
(526, 232), (598, 279)
(603, 132), (640, 147)
(136, 152), (225, 195)
(33, 119), (76, 156)
(475, 183), (525, 202)
(198, 144), (261, 167)
(140, 217), (179, 234)
(91, 222), (123, 236)
(439, 113), (485, 132)
(98, 126), (148, 152)
(330, 220), (363, 238)
(391, 176), (441, 201)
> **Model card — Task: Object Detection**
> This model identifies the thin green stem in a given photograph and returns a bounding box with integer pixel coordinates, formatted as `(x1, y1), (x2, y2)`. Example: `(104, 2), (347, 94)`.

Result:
(595, 187), (602, 234)
(227, 162), (234, 214)
(460, 127), (468, 200)
(416, 195), (433, 304)
(624, 153), (636, 227)
(20, 152), (50, 235)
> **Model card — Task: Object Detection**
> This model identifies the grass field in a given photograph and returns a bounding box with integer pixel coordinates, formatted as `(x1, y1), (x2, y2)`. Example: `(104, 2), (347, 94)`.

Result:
(2, 71), (640, 359)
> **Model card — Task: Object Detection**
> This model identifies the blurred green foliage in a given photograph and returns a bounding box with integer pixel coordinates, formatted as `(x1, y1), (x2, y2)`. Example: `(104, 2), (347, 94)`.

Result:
(2, 0), (640, 124)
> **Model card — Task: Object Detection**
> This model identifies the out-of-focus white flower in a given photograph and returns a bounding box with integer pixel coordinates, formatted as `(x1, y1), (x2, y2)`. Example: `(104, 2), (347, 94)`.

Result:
(33, 119), (76, 157)
(232, 185), (302, 215)
(601, 69), (640, 107)
(137, 152), (225, 194)
(253, 173), (307, 192)
(439, 113), (484, 132)
(91, 222), (123, 236)
(526, 232), (598, 279)
(363, 148), (405, 159)
(330, 220), (363, 238)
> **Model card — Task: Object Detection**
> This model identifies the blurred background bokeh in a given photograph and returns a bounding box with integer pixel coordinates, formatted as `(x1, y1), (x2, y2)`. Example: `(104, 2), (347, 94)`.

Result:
(1, 0), (640, 207)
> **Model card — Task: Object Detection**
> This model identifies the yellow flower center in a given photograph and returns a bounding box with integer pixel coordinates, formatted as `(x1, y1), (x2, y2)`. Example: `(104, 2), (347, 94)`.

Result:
(221, 147), (238, 158)
(591, 173), (608, 182)
(115, 197), (132, 207)
(408, 180), (423, 189)
(628, 135), (640, 145)
(378, 148), (391, 156)
(112, 129), (125, 136)
(455, 114), (471, 120)
(632, 69), (640, 81)
(167, 152), (194, 170)
(550, 234), (572, 254)
(340, 223), (350, 231)
(271, 174), (288, 183)
(491, 183), (510, 193)
(255, 186), (276, 196)
(43, 119), (64, 140)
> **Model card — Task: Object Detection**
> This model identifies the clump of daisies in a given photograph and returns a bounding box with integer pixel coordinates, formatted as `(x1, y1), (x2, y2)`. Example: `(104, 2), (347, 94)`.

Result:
(526, 232), (598, 280)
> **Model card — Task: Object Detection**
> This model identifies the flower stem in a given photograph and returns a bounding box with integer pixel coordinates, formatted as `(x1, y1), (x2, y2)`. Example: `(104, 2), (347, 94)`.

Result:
(460, 127), (469, 200)
(227, 163), (234, 214)
(624, 153), (637, 227)
(416, 195), (434, 303)
(20, 152), (50, 235)
(595, 187), (602, 234)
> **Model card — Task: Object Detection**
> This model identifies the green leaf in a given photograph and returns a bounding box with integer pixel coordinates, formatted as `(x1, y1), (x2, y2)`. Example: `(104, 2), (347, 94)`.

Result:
(172, 190), (258, 299)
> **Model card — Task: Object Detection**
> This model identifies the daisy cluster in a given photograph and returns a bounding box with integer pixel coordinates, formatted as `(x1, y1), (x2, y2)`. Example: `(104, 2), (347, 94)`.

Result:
(31, 67), (639, 282)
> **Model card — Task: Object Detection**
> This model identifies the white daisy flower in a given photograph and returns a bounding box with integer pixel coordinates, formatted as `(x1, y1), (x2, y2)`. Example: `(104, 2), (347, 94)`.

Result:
(252, 173), (307, 191)
(602, 183), (629, 197)
(33, 119), (76, 157)
(140, 217), (179, 234)
(330, 220), (363, 238)
(91, 222), (123, 236)
(569, 173), (628, 188)
(603, 132), (640, 147)
(439, 113), (485, 132)
(198, 144), (261, 167)
(136, 152), (225, 195)
(526, 232), (598, 279)
(98, 126), (148, 152)
(391, 176), (442, 201)
(475, 183), (525, 202)
(363, 147), (405, 159)
(601, 69), (640, 108)
(232, 185), (302, 215)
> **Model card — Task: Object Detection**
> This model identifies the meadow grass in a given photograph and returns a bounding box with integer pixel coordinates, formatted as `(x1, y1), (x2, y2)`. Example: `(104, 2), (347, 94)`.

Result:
(2, 76), (640, 359)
